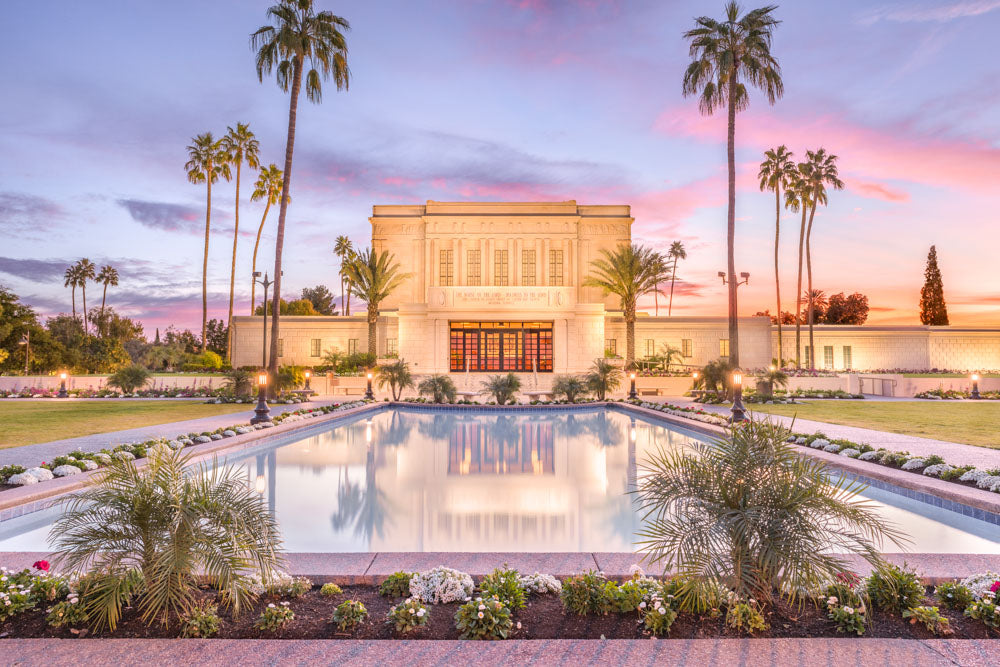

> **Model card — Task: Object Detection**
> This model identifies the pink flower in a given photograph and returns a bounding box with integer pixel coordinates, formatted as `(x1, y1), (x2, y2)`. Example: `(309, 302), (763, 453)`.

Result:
(990, 581), (1000, 594)
(32, 560), (49, 572)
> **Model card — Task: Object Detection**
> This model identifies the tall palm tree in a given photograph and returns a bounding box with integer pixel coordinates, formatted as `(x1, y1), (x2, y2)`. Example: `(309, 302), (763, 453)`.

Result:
(758, 145), (796, 366)
(683, 2), (783, 367)
(221, 122), (260, 359)
(334, 235), (353, 316)
(96, 265), (119, 336)
(252, 0), (351, 379)
(63, 264), (81, 322)
(185, 132), (231, 352)
(784, 170), (812, 368)
(249, 164), (286, 313)
(667, 241), (687, 316)
(342, 247), (410, 357)
(75, 258), (96, 336)
(584, 243), (671, 369)
(802, 148), (844, 370)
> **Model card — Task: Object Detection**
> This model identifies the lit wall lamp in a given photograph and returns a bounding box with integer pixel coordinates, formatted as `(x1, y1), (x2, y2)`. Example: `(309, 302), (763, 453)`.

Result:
(971, 373), (981, 400)
(731, 370), (746, 423)
(58, 371), (69, 398)
(251, 371), (271, 424)
(628, 372), (637, 400)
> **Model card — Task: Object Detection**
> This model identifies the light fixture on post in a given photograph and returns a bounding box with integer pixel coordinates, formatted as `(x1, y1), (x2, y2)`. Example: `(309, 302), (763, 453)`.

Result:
(731, 370), (747, 423)
(628, 371), (637, 400)
(718, 271), (750, 287)
(251, 371), (271, 424)
(304, 369), (312, 392)
(971, 373), (981, 400)
(253, 271), (274, 389)
(365, 371), (375, 400)
(58, 371), (68, 398)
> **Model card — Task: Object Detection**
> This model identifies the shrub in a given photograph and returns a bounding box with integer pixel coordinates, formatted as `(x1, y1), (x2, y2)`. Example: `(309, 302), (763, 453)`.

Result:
(184, 350), (224, 371)
(518, 572), (561, 595)
(867, 564), (924, 614)
(585, 358), (622, 400)
(106, 364), (152, 393)
(276, 365), (305, 392)
(635, 419), (904, 606)
(965, 598), (1000, 629)
(552, 375), (588, 403)
(409, 567), (474, 604)
(50, 447), (282, 630)
(642, 593), (678, 636)
(387, 597), (429, 634)
(480, 567), (525, 611)
(320, 583), (343, 597)
(376, 360), (414, 400)
(903, 605), (953, 635)
(480, 373), (521, 405)
(611, 576), (660, 614)
(256, 601), (294, 632)
(265, 574), (312, 598)
(725, 594), (767, 634)
(0, 464), (26, 483)
(46, 593), (88, 628)
(224, 368), (254, 397)
(826, 598), (866, 636)
(934, 582), (974, 610)
(417, 375), (457, 404)
(560, 571), (615, 616)
(332, 599), (368, 631)
(179, 601), (221, 638)
(959, 571), (1000, 600)
(379, 572), (413, 598)
(454, 595), (513, 640)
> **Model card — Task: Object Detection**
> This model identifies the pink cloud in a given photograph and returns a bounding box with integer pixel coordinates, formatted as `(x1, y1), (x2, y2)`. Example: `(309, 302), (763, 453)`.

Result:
(851, 181), (910, 202)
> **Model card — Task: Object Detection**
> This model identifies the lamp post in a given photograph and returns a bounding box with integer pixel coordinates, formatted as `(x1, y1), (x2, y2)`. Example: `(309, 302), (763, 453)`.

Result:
(364, 371), (375, 400)
(971, 373), (981, 400)
(251, 371), (271, 424)
(18, 332), (30, 376)
(731, 370), (746, 423)
(628, 372), (637, 400)
(57, 372), (68, 398)
(253, 272), (274, 370)
(304, 369), (312, 392)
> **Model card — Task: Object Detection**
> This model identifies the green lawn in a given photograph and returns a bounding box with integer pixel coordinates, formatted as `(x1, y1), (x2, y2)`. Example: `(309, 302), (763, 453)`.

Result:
(748, 400), (1000, 449)
(0, 401), (251, 448)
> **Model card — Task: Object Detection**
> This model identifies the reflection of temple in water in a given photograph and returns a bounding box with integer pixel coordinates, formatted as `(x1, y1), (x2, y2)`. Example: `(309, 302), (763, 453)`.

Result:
(448, 421), (554, 475)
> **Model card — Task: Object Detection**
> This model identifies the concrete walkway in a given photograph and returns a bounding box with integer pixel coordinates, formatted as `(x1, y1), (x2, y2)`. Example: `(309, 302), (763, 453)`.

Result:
(0, 398), (340, 468)
(4, 638), (997, 666)
(658, 397), (1000, 470)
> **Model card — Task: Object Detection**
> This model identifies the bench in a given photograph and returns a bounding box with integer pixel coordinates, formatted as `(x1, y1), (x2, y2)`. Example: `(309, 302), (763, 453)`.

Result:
(456, 391), (479, 399)
(334, 387), (365, 396)
(523, 390), (555, 401)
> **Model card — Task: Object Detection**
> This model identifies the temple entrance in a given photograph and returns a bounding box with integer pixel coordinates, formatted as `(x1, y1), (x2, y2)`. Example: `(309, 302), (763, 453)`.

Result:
(449, 321), (553, 372)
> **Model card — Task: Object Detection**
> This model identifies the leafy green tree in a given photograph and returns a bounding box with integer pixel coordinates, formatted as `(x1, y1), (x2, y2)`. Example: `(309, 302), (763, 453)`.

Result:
(185, 132), (232, 352)
(254, 298), (319, 316)
(106, 365), (152, 393)
(919, 245), (949, 325)
(683, 2), (783, 367)
(301, 285), (337, 315)
(480, 373), (521, 405)
(552, 375), (588, 403)
(342, 248), (410, 357)
(163, 326), (201, 354)
(205, 319), (230, 356)
(252, 0), (351, 381)
(249, 164), (286, 313)
(584, 243), (670, 369)
(824, 292), (869, 325)
(376, 359), (413, 400)
(758, 145), (796, 363)
(96, 265), (119, 336)
(418, 374), (457, 403)
(221, 122), (260, 359)
(1, 287), (62, 373)
(585, 358), (623, 400)
(334, 235), (354, 316)
(89, 307), (144, 344)
(634, 419), (904, 608)
(51, 448), (283, 630)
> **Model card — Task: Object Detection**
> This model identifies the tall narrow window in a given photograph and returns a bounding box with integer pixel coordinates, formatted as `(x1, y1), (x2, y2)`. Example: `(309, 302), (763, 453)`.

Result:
(682, 339), (693, 358)
(467, 249), (481, 286)
(823, 345), (834, 369)
(277, 339), (284, 357)
(522, 249), (536, 286)
(645, 339), (655, 358)
(804, 345), (812, 367)
(494, 250), (509, 286)
(386, 338), (397, 356)
(605, 339), (617, 356)
(348, 339), (358, 355)
(549, 249), (564, 286)
(439, 249), (454, 286)
(842, 346), (852, 370)
(310, 339), (321, 357)
(719, 339), (730, 358)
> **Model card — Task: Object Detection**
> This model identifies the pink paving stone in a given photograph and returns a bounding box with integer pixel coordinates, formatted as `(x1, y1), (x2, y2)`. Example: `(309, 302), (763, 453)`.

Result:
(284, 552), (375, 584)
(366, 552), (599, 580)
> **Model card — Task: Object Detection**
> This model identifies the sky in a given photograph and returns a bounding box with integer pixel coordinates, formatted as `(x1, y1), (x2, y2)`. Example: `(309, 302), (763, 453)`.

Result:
(2, 0), (999, 334)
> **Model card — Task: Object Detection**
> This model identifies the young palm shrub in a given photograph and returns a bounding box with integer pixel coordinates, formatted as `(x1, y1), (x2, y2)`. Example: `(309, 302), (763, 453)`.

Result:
(480, 373), (521, 405)
(50, 447), (283, 631)
(376, 359), (414, 400)
(106, 364), (152, 394)
(634, 419), (906, 608)
(224, 367), (254, 397)
(696, 358), (735, 395)
(417, 374), (457, 404)
(276, 365), (305, 392)
(761, 367), (789, 396)
(552, 375), (588, 403)
(585, 358), (623, 400)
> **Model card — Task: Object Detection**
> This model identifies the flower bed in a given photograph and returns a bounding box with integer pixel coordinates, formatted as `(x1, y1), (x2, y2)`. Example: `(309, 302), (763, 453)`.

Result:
(915, 388), (1000, 400)
(0, 401), (368, 490)
(0, 563), (996, 640)
(631, 400), (730, 427)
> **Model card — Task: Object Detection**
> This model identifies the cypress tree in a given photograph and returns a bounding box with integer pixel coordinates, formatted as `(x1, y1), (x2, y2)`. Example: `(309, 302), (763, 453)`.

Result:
(919, 245), (949, 325)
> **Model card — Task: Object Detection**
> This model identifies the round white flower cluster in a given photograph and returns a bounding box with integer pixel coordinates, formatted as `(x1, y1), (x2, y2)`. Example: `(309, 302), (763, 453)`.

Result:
(810, 439), (831, 450)
(901, 458), (926, 471)
(409, 566), (474, 604)
(960, 571), (1000, 600)
(823, 443), (842, 453)
(838, 448), (861, 458)
(517, 572), (562, 595)
(922, 463), (954, 478)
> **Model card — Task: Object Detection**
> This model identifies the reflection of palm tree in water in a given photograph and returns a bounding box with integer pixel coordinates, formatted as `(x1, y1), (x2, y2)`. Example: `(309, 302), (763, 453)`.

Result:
(595, 416), (641, 550)
(330, 445), (393, 545)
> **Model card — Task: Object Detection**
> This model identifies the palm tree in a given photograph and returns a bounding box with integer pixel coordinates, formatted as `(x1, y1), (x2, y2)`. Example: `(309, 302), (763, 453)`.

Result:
(802, 149), (844, 369)
(666, 241), (687, 316)
(334, 235), (353, 316)
(63, 264), (81, 322)
(221, 122), (261, 359)
(75, 258), (96, 336)
(376, 359), (414, 400)
(185, 132), (232, 352)
(682, 3), (783, 367)
(552, 375), (588, 403)
(758, 145), (796, 366)
(784, 171), (812, 368)
(585, 358), (623, 400)
(480, 373), (521, 405)
(342, 247), (409, 358)
(584, 243), (670, 369)
(417, 374), (457, 403)
(96, 265), (119, 336)
(249, 164), (286, 313)
(252, 0), (351, 380)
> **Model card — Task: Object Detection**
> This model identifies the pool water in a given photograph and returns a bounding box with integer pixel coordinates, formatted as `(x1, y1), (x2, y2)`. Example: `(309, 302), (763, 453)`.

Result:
(1, 406), (998, 553)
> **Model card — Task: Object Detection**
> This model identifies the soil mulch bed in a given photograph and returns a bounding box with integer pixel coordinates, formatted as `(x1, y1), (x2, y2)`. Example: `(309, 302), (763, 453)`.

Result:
(0, 585), (994, 640)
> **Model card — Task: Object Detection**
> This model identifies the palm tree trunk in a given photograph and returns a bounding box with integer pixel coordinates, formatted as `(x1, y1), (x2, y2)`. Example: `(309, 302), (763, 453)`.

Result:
(81, 283), (88, 336)
(653, 280), (658, 316)
(625, 303), (636, 369)
(794, 207), (807, 368)
(367, 305), (378, 358)
(774, 188), (782, 366)
(346, 280), (351, 316)
(202, 177), (212, 353)
(250, 200), (271, 314)
(806, 200), (818, 370)
(726, 79), (740, 367)
(227, 161), (241, 361)
(268, 56), (303, 379)
(668, 255), (678, 316)
(339, 270), (345, 316)
(70, 287), (76, 323)
(100, 283), (108, 337)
